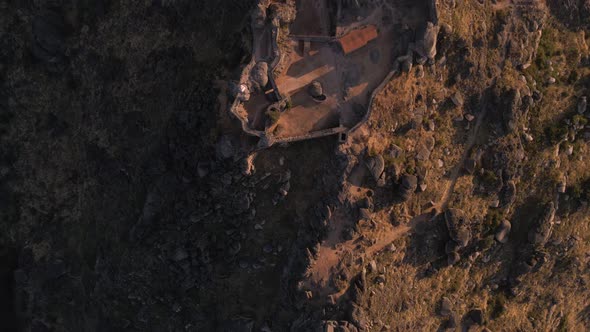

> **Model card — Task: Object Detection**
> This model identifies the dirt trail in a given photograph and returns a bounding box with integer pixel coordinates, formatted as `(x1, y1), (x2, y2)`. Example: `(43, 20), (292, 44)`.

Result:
(438, 99), (490, 211)
(307, 211), (431, 297)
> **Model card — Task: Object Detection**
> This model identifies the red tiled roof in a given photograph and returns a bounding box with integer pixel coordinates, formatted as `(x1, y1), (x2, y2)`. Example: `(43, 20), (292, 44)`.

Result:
(337, 25), (378, 55)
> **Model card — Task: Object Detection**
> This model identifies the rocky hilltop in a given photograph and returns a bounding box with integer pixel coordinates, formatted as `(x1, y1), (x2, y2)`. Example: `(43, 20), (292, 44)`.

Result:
(1, 0), (590, 332)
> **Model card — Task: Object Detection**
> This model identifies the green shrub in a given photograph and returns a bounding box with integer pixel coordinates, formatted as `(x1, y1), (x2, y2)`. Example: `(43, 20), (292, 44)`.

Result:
(483, 209), (503, 234)
(481, 170), (498, 187)
(573, 114), (588, 126)
(545, 123), (568, 144)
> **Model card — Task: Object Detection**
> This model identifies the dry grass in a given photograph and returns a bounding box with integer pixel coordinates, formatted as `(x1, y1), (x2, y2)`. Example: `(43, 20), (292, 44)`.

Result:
(358, 3), (590, 332)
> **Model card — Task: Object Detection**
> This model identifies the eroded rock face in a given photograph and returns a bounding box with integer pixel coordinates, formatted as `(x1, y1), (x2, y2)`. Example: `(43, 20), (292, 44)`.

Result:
(547, 0), (590, 29)
(399, 174), (418, 201)
(252, 3), (267, 28)
(445, 208), (471, 248)
(495, 219), (512, 244)
(250, 61), (269, 89)
(415, 21), (439, 60)
(366, 154), (385, 186)
(528, 202), (556, 247)
(500, 88), (522, 134)
(309, 81), (324, 98)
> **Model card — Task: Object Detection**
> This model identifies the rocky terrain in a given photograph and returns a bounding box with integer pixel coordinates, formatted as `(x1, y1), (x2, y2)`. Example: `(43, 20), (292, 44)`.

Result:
(2, 0), (590, 331)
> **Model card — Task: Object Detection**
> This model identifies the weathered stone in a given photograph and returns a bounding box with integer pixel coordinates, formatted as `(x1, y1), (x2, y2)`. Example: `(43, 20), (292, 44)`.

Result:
(528, 202), (556, 246)
(359, 208), (372, 220)
(500, 180), (517, 208)
(416, 144), (431, 161)
(495, 219), (511, 243)
(444, 209), (471, 248)
(399, 174), (418, 201)
(464, 158), (476, 174)
(440, 297), (452, 316)
(252, 3), (267, 28)
(415, 22), (439, 60)
(366, 155), (385, 185)
(368, 260), (377, 273)
(451, 92), (464, 107)
(445, 240), (460, 254)
(578, 96), (587, 114)
(309, 81), (324, 98)
(557, 179), (567, 193)
(447, 252), (460, 265)
(250, 62), (269, 88)
(216, 135), (235, 160)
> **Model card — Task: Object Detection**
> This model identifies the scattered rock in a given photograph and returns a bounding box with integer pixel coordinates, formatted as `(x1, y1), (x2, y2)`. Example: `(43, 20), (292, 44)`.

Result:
(368, 260), (377, 273)
(241, 153), (256, 176)
(216, 135), (235, 160)
(439, 297), (452, 316)
(252, 3), (267, 28)
(416, 144), (431, 161)
(366, 154), (386, 186)
(428, 120), (436, 131)
(528, 202), (556, 246)
(444, 208), (471, 248)
(359, 208), (372, 220)
(557, 177), (567, 193)
(464, 158), (476, 174)
(389, 144), (403, 159)
(500, 180), (517, 208)
(447, 252), (460, 265)
(230, 194), (251, 215)
(578, 96), (587, 114)
(415, 22), (439, 60)
(451, 92), (464, 107)
(309, 80), (324, 98)
(495, 219), (511, 243)
(399, 174), (418, 201)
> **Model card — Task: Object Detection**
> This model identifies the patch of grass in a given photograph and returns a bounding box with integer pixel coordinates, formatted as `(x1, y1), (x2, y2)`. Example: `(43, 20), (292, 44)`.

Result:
(483, 209), (503, 234)
(368, 146), (378, 157)
(568, 178), (590, 200)
(573, 114), (588, 126)
(488, 292), (507, 319)
(265, 108), (281, 125)
(481, 235), (496, 251)
(480, 170), (499, 188)
(544, 122), (568, 145)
